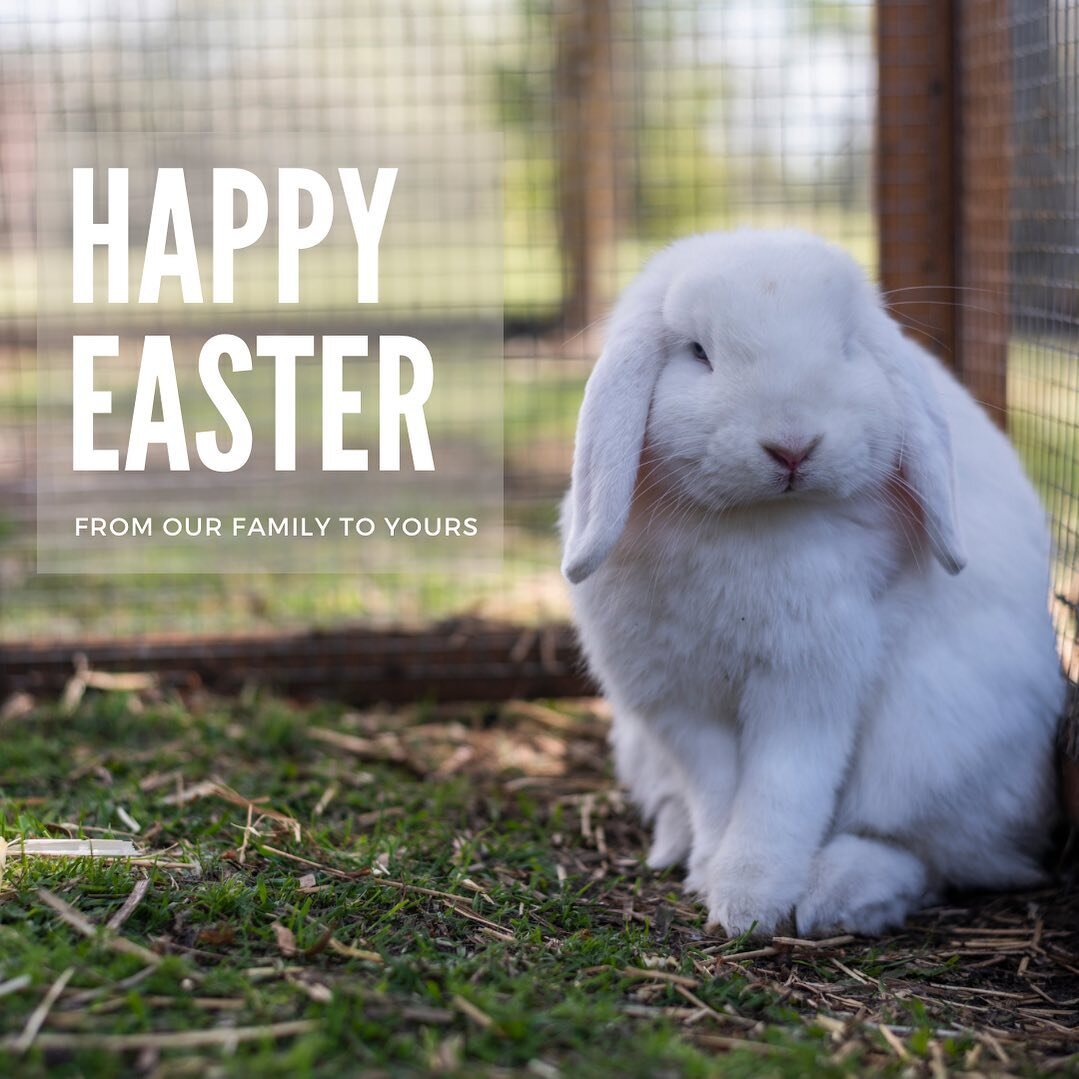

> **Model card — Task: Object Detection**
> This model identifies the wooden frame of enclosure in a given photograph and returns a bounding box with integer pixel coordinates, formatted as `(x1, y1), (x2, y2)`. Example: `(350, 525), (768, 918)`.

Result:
(877, 0), (1010, 425)
(0, 1), (1014, 705)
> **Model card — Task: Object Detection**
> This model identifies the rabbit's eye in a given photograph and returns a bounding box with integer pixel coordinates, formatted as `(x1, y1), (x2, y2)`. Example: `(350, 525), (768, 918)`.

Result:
(690, 341), (711, 368)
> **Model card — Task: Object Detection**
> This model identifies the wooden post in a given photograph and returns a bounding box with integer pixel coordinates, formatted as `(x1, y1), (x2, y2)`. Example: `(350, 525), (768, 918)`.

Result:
(877, 0), (1011, 428)
(876, 0), (958, 364)
(954, 0), (1011, 428)
(555, 0), (618, 334)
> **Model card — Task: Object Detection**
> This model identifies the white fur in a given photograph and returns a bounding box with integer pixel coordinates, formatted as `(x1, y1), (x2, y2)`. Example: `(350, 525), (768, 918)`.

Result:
(561, 229), (1063, 938)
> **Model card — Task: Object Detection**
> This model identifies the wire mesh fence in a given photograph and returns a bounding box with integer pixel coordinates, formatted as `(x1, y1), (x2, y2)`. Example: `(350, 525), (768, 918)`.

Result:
(0, 0), (877, 644)
(3, 0), (1077, 687)
(1002, 1), (1079, 679)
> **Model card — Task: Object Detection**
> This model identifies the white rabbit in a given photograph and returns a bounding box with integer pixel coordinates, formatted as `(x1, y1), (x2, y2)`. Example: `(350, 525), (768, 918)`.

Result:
(561, 229), (1064, 938)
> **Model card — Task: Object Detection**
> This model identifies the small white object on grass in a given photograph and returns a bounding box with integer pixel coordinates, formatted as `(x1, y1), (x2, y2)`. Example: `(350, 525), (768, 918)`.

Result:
(5, 838), (139, 858)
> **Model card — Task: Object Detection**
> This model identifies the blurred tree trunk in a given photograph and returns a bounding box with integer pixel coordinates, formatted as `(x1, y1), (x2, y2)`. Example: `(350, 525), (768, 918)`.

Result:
(555, 0), (619, 335)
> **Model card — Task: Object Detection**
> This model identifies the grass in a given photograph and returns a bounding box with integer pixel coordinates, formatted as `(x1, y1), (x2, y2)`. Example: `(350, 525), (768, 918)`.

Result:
(0, 348), (577, 640)
(0, 686), (1077, 1077)
(0, 202), (888, 640)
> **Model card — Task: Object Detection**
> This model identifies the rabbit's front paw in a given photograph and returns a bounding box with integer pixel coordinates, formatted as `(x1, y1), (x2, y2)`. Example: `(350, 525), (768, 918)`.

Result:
(701, 848), (800, 939)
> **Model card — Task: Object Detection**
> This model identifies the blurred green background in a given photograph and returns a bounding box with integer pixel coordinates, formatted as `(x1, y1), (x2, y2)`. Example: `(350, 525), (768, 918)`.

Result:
(1, 0), (1075, 651)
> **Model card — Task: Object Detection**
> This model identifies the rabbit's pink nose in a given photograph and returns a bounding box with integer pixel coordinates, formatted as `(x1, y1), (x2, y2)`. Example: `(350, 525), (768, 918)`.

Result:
(761, 437), (820, 473)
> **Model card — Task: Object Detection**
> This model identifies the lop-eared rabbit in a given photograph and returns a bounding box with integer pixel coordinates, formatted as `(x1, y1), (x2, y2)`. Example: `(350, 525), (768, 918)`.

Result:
(561, 229), (1063, 937)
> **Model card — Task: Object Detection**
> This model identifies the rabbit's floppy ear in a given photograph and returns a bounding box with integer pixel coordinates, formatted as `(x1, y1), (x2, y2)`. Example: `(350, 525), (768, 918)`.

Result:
(562, 306), (665, 584)
(866, 313), (967, 575)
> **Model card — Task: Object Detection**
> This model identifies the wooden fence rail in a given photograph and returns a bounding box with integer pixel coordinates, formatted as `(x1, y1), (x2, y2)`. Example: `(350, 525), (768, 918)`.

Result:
(0, 622), (594, 705)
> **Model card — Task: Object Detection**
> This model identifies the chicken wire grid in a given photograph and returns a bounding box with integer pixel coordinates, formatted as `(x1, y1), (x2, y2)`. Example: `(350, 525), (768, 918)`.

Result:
(0, 1), (1075, 698)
